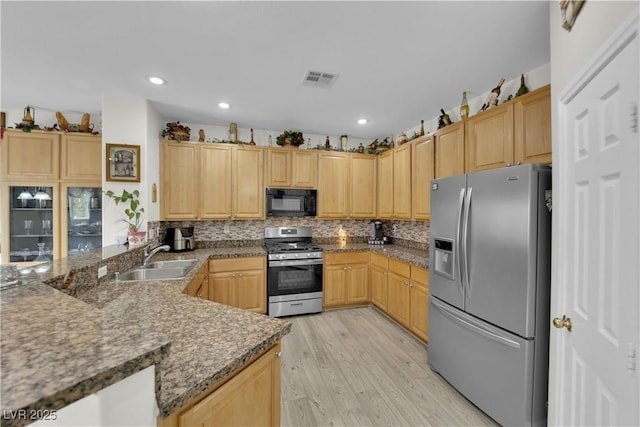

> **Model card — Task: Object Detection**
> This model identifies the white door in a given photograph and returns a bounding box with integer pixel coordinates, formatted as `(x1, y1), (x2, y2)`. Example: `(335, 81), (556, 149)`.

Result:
(549, 15), (639, 427)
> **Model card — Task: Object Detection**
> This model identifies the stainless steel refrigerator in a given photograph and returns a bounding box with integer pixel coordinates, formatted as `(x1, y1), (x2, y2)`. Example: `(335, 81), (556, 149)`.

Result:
(428, 164), (551, 427)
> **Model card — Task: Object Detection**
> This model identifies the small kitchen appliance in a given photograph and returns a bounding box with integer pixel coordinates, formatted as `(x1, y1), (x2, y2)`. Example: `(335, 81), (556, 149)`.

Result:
(264, 226), (323, 317)
(368, 220), (390, 245)
(164, 227), (195, 252)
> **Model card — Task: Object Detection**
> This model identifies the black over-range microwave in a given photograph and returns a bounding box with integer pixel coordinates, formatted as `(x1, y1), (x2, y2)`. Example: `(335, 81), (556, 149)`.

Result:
(266, 188), (317, 217)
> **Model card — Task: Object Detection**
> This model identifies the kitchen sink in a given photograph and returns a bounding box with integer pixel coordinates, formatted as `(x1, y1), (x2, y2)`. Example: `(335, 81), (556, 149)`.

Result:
(116, 266), (193, 282)
(141, 259), (198, 269)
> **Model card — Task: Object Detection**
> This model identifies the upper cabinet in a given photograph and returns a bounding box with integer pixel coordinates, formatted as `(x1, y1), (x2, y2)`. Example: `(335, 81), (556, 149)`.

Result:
(317, 151), (349, 218)
(410, 135), (434, 221)
(349, 153), (376, 218)
(514, 85), (551, 165)
(265, 148), (317, 188)
(434, 122), (465, 179)
(1, 130), (60, 180)
(392, 144), (411, 219)
(61, 133), (102, 182)
(376, 150), (394, 219)
(465, 102), (514, 172)
(160, 142), (264, 220)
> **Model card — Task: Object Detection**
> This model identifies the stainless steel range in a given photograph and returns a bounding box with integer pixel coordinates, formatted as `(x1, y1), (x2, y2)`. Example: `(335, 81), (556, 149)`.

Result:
(264, 226), (323, 317)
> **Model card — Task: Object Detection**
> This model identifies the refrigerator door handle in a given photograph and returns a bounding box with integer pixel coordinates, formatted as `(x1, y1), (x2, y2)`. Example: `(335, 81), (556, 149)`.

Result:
(462, 187), (472, 296)
(432, 298), (521, 349)
(456, 188), (466, 296)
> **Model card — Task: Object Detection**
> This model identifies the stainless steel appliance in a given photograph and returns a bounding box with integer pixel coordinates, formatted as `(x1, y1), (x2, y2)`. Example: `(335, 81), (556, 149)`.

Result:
(368, 219), (390, 245)
(264, 226), (323, 317)
(164, 227), (195, 252)
(428, 164), (552, 427)
(266, 188), (317, 217)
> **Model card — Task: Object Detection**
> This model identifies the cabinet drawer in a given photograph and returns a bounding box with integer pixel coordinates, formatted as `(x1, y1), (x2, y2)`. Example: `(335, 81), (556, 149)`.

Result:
(389, 258), (410, 278)
(325, 251), (369, 265)
(369, 252), (389, 269)
(210, 256), (264, 272)
(410, 265), (429, 287)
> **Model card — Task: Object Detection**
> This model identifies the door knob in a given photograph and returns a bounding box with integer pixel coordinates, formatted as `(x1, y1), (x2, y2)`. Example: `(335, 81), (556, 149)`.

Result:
(553, 315), (573, 332)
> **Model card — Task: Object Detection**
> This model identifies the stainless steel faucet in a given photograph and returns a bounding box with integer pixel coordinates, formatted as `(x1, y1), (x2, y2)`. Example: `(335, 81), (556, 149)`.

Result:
(142, 244), (171, 265)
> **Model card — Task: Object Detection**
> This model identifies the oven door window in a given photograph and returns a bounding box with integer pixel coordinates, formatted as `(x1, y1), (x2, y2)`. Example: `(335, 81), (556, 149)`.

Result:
(268, 263), (322, 296)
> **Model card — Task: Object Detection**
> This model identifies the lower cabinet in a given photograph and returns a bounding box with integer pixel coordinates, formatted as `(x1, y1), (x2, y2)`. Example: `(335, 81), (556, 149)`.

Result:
(158, 342), (281, 427)
(408, 265), (429, 342)
(323, 252), (369, 308)
(369, 252), (389, 312)
(183, 262), (210, 300)
(387, 259), (412, 328)
(209, 257), (266, 314)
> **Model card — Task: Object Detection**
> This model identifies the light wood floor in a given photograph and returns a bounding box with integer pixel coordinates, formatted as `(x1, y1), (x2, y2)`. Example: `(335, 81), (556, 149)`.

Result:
(280, 306), (499, 427)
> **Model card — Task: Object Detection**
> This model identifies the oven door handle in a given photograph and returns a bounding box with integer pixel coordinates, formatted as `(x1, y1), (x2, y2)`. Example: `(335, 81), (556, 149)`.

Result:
(268, 259), (323, 267)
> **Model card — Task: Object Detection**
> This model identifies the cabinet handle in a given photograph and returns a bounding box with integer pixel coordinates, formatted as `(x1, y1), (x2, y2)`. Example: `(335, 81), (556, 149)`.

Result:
(516, 161), (522, 165)
(404, 281), (410, 286)
(343, 266), (348, 270)
(275, 351), (282, 359)
(506, 163), (512, 167)
(348, 266), (352, 270)
(238, 273), (243, 277)
(232, 273), (236, 277)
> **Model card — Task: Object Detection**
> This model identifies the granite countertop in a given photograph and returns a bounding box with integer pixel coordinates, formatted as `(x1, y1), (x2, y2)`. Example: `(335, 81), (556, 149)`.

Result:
(0, 246), (290, 426)
(320, 243), (429, 269)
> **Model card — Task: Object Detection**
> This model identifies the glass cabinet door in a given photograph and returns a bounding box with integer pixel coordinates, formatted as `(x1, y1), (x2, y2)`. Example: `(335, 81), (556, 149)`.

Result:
(66, 186), (102, 255)
(9, 186), (55, 263)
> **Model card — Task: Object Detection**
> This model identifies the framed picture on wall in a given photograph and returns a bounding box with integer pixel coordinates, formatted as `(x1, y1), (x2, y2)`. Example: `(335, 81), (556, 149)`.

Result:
(106, 143), (140, 182)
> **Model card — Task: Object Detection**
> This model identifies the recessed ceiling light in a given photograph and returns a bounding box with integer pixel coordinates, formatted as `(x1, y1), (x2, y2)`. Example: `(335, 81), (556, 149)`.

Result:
(218, 102), (230, 109)
(357, 118), (368, 125)
(148, 76), (165, 85)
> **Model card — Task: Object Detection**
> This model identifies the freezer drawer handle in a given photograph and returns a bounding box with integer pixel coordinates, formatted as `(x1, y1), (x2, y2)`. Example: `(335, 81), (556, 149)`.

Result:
(432, 299), (521, 349)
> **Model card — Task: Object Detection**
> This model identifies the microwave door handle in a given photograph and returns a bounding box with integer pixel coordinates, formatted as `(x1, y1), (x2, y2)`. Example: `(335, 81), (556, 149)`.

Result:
(304, 197), (307, 212)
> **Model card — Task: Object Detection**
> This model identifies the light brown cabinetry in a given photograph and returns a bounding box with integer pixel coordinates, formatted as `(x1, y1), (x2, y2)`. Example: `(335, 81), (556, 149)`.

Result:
(349, 154), (376, 218)
(465, 103), (514, 172)
(376, 150), (394, 219)
(158, 342), (281, 427)
(387, 258), (411, 328)
(369, 252), (389, 311)
(209, 256), (266, 314)
(265, 148), (317, 188)
(183, 262), (210, 300)
(434, 122), (465, 179)
(1, 130), (60, 180)
(411, 135), (434, 220)
(317, 152), (349, 218)
(393, 144), (411, 219)
(160, 142), (263, 220)
(61, 133), (102, 181)
(323, 252), (369, 308)
(408, 266), (429, 342)
(514, 85), (552, 165)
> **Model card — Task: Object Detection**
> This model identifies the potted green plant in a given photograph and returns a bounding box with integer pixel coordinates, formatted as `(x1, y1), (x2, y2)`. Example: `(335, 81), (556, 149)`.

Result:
(276, 130), (304, 147)
(104, 189), (146, 247)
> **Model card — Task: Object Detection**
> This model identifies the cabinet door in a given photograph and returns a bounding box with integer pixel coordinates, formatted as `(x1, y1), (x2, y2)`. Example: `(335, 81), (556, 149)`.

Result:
(317, 152), (349, 218)
(465, 103), (514, 172)
(387, 271), (411, 328)
(409, 267), (429, 342)
(376, 150), (394, 219)
(393, 144), (411, 219)
(514, 85), (552, 165)
(347, 262), (369, 304)
(291, 150), (317, 188)
(236, 269), (266, 314)
(1, 131), (59, 180)
(323, 264), (347, 307)
(434, 122), (464, 179)
(349, 154), (376, 218)
(209, 271), (235, 307)
(160, 142), (198, 220)
(370, 264), (388, 312)
(265, 149), (291, 187)
(200, 144), (233, 219)
(234, 146), (264, 219)
(179, 343), (281, 427)
(411, 135), (434, 220)
(61, 134), (101, 181)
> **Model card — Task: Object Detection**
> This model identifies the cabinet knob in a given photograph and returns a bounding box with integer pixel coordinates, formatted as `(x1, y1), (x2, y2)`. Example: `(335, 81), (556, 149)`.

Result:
(275, 351), (282, 359)
(516, 161), (522, 165)
(238, 273), (243, 277)
(343, 266), (348, 270)
(232, 273), (236, 277)
(506, 163), (512, 167)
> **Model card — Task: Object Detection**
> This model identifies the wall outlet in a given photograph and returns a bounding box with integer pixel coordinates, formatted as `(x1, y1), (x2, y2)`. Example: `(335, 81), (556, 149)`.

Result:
(224, 224), (230, 234)
(98, 265), (108, 279)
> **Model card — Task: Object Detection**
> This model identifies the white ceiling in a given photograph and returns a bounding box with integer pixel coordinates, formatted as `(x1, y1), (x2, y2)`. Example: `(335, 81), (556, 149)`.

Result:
(1, 1), (550, 140)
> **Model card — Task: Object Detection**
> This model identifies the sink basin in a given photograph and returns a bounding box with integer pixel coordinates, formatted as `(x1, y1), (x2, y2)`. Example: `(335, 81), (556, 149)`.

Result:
(141, 259), (198, 269)
(116, 267), (192, 282)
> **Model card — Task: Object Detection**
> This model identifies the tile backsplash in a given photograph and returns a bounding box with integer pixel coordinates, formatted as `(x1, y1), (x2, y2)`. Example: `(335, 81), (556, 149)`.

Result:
(159, 218), (429, 250)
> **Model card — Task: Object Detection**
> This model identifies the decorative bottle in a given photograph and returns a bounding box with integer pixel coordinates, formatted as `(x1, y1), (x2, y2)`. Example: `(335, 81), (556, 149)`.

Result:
(440, 109), (452, 126)
(481, 78), (505, 112)
(420, 120), (425, 136)
(325, 136), (331, 150)
(460, 92), (469, 119)
(516, 74), (529, 97)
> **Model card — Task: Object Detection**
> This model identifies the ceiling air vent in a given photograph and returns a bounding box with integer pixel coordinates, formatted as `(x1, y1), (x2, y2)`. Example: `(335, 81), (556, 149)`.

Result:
(303, 70), (338, 88)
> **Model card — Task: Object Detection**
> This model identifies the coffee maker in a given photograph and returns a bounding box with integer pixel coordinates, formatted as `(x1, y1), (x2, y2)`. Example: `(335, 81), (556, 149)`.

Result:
(164, 227), (195, 252)
(368, 220), (390, 245)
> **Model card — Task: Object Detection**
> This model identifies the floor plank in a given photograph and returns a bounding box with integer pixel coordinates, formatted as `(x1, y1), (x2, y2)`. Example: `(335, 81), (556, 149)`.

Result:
(281, 306), (499, 427)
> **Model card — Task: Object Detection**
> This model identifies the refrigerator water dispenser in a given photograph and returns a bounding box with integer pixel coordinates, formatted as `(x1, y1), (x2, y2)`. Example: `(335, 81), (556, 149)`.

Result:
(434, 238), (455, 280)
